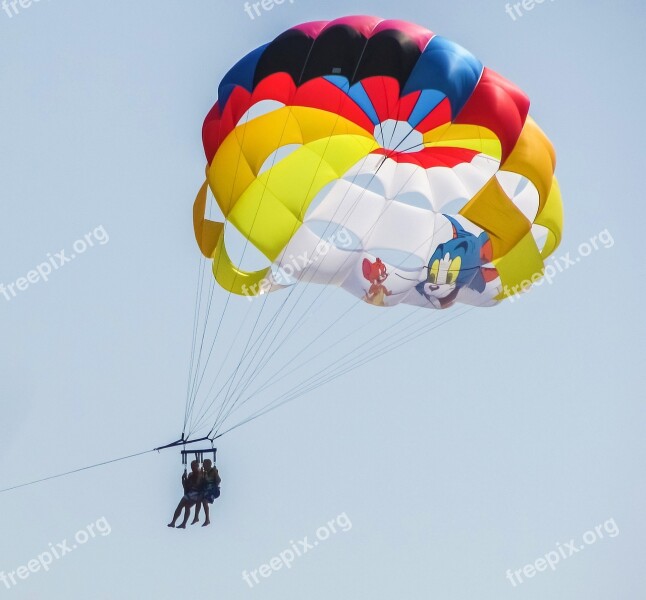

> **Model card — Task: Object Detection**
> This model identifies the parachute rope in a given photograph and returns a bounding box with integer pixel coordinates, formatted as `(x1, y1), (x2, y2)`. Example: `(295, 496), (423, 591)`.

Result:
(184, 92), (281, 431)
(184, 252), (208, 432)
(213, 303), (478, 438)
(185, 40), (386, 435)
(220, 301), (461, 431)
(207, 158), (448, 433)
(0, 448), (157, 495)
(186, 130), (455, 437)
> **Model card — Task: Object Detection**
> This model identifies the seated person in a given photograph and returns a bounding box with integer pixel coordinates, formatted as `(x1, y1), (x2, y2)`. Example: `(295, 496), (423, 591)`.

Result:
(192, 459), (221, 527)
(167, 460), (203, 529)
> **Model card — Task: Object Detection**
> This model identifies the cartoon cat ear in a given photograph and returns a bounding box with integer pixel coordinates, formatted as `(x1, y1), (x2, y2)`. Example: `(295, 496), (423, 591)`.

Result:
(442, 214), (461, 239)
(362, 258), (372, 280)
(480, 238), (493, 263)
(482, 267), (498, 283)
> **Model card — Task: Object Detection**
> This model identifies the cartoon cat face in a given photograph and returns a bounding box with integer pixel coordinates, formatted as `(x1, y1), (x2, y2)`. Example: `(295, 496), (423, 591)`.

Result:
(416, 215), (496, 308)
(427, 251), (462, 287)
(416, 252), (461, 307)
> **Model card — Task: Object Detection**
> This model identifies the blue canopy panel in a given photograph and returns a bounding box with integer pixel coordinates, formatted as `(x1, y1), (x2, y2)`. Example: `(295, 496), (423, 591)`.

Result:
(218, 43), (269, 108)
(403, 36), (483, 120)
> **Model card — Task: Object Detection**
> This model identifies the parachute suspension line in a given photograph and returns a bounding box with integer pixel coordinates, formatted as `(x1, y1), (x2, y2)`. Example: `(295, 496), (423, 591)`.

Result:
(207, 145), (371, 432)
(186, 181), (223, 425)
(219, 300), (420, 425)
(214, 186), (370, 422)
(183, 252), (206, 432)
(211, 156), (432, 434)
(211, 206), (392, 432)
(215, 253), (430, 438)
(189, 185), (328, 435)
(251, 288), (494, 421)
(186, 18), (558, 442)
(194, 55), (385, 436)
(207, 294), (361, 434)
(185, 270), (217, 427)
(217, 304), (478, 439)
(212, 211), (458, 434)
(253, 227), (492, 410)
(200, 285), (305, 435)
(383, 76), (453, 158)
(193, 249), (355, 435)
(195, 74), (367, 436)
(207, 218), (362, 432)
(186, 169), (227, 424)
(197, 33), (400, 436)
(194, 143), (363, 435)
(280, 308), (466, 401)
(209, 147), (396, 427)
(211, 297), (365, 430)
(191, 33), (475, 438)
(186, 271), (283, 436)
(184, 253), (213, 432)
(185, 100), (313, 436)
(184, 94), (276, 432)
(382, 76), (400, 152)
(220, 301), (426, 429)
(186, 110), (310, 436)
(204, 280), (278, 436)
(187, 292), (269, 436)
(204, 196), (344, 433)
(188, 285), (304, 436)
(299, 309), (477, 397)
(262, 162), (453, 365)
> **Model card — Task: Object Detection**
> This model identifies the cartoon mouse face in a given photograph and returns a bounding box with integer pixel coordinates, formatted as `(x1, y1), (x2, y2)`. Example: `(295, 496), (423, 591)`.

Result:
(362, 258), (388, 284)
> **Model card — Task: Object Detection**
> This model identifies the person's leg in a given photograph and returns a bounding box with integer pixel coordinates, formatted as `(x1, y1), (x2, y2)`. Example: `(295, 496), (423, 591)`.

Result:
(191, 501), (202, 525)
(168, 499), (186, 527)
(202, 502), (211, 527)
(178, 501), (195, 528)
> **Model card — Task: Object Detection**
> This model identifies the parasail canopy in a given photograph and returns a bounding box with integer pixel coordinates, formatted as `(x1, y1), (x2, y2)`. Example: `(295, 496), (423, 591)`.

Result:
(195, 15), (562, 311)
(184, 16), (563, 441)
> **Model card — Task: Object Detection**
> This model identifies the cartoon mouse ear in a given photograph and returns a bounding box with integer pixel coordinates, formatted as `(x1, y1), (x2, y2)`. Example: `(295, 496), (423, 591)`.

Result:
(362, 258), (372, 280)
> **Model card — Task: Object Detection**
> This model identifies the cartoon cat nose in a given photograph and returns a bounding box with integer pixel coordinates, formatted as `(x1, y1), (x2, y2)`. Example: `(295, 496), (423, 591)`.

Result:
(428, 284), (439, 291)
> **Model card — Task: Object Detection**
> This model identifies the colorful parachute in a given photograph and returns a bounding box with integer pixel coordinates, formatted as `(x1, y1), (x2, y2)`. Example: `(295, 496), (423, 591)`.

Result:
(193, 15), (563, 310)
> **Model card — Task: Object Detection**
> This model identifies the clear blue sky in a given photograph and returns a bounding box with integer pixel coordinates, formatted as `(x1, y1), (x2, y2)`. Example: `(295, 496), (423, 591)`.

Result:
(1, 1), (644, 598)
